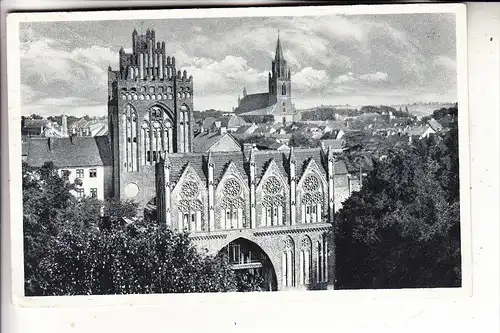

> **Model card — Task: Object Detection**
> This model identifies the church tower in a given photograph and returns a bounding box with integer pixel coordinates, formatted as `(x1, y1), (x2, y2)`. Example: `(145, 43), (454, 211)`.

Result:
(108, 28), (194, 204)
(268, 33), (297, 124)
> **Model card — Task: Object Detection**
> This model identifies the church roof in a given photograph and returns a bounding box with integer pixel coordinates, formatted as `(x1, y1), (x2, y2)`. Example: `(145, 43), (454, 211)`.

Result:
(234, 92), (271, 114)
(165, 147), (347, 188)
(275, 34), (285, 61)
(22, 136), (112, 167)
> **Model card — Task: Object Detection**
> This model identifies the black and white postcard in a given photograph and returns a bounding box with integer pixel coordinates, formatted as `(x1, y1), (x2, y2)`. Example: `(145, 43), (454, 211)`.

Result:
(5, 4), (471, 310)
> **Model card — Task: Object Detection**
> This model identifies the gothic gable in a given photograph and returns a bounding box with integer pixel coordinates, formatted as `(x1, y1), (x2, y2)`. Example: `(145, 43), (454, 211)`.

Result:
(256, 159), (289, 194)
(297, 159), (328, 191)
(216, 161), (250, 195)
(172, 163), (207, 199)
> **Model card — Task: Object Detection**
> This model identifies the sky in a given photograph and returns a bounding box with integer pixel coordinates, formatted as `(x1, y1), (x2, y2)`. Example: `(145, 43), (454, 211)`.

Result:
(19, 13), (457, 117)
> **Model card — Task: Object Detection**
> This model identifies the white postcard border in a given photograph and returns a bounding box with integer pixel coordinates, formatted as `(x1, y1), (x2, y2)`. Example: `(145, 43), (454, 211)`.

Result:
(5, 3), (471, 309)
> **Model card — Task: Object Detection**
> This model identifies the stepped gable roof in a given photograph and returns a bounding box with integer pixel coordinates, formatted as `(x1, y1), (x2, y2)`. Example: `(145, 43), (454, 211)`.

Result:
(22, 136), (112, 167)
(168, 153), (208, 184)
(235, 92), (271, 114)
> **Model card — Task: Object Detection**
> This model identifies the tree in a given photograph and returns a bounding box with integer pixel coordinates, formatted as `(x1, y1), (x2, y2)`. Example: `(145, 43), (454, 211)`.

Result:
(289, 132), (320, 148)
(332, 126), (461, 289)
(23, 162), (249, 296)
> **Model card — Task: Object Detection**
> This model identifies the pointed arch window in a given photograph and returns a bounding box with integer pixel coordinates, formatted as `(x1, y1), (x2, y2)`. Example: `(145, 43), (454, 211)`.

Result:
(316, 236), (328, 283)
(123, 104), (139, 172)
(299, 237), (311, 285)
(142, 106), (173, 165)
(177, 181), (203, 232)
(219, 178), (246, 230)
(282, 237), (295, 288)
(282, 83), (287, 96)
(301, 174), (323, 223)
(261, 176), (285, 227)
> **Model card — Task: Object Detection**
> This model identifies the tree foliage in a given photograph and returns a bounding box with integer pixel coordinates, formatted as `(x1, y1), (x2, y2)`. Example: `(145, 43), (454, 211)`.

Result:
(23, 162), (247, 296)
(333, 123), (461, 289)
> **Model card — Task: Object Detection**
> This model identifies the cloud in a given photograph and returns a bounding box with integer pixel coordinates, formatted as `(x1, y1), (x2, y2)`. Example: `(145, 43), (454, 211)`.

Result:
(358, 71), (389, 82)
(292, 67), (330, 90)
(19, 14), (457, 115)
(180, 54), (268, 97)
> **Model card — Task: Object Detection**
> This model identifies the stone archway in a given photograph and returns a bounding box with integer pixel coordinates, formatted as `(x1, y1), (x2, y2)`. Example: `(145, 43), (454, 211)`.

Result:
(218, 237), (278, 291)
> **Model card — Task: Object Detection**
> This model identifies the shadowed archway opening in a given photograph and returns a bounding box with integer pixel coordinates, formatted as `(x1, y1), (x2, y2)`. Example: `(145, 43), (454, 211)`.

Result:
(218, 238), (278, 292)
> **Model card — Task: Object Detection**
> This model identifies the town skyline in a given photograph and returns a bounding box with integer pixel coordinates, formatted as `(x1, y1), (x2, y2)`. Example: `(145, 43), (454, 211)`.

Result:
(20, 13), (457, 117)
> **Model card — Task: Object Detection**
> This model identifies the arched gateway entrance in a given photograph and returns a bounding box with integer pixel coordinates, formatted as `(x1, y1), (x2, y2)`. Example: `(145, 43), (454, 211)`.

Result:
(218, 238), (278, 291)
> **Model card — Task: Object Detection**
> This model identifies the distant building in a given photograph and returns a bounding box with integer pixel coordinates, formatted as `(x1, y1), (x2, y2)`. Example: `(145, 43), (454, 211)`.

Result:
(406, 126), (437, 143)
(70, 118), (108, 137)
(427, 118), (443, 133)
(193, 131), (242, 152)
(254, 137), (290, 151)
(22, 136), (113, 200)
(22, 116), (69, 138)
(320, 139), (346, 154)
(235, 35), (301, 125)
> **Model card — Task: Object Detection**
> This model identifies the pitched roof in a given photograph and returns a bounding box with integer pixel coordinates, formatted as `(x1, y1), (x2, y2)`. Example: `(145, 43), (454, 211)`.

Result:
(227, 114), (248, 128)
(427, 118), (443, 132)
(202, 117), (216, 129)
(233, 124), (255, 134)
(192, 132), (241, 153)
(22, 136), (112, 167)
(234, 92), (271, 114)
(23, 119), (51, 129)
(320, 139), (346, 150)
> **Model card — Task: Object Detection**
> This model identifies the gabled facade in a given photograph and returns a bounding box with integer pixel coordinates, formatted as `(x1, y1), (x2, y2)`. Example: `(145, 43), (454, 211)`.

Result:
(107, 29), (194, 207)
(155, 147), (345, 291)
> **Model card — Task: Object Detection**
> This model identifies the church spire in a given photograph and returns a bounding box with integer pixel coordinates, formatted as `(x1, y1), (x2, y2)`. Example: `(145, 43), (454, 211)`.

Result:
(275, 31), (284, 61)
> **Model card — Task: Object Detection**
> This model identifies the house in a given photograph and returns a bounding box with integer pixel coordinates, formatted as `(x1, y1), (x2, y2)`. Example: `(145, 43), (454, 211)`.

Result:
(254, 137), (290, 151)
(70, 118), (108, 137)
(427, 118), (444, 133)
(320, 139), (346, 153)
(193, 131), (242, 153)
(202, 117), (217, 132)
(22, 136), (113, 200)
(406, 126), (437, 143)
(233, 123), (259, 135)
(226, 114), (248, 131)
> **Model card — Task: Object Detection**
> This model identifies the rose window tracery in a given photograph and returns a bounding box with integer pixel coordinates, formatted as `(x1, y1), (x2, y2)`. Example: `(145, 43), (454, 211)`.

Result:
(303, 174), (320, 192)
(263, 176), (282, 195)
(223, 178), (242, 197)
(180, 181), (199, 199)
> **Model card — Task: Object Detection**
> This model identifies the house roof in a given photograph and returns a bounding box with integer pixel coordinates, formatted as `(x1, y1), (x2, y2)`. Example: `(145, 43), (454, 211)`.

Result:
(233, 124), (256, 134)
(234, 92), (271, 114)
(427, 118), (443, 132)
(202, 117), (216, 129)
(192, 132), (241, 153)
(320, 139), (346, 150)
(23, 119), (51, 129)
(22, 136), (112, 167)
(227, 114), (247, 128)
(165, 147), (345, 188)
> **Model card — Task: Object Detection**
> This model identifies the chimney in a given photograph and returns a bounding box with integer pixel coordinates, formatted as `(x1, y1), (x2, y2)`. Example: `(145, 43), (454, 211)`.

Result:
(219, 126), (227, 135)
